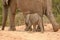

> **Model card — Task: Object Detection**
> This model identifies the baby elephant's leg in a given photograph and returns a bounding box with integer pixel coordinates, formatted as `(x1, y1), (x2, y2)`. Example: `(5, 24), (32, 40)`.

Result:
(25, 14), (32, 31)
(33, 24), (37, 32)
(38, 19), (44, 33)
(25, 22), (32, 31)
(36, 25), (41, 32)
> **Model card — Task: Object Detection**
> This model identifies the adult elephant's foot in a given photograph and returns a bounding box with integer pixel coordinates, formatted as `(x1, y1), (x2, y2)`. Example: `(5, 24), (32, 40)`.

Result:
(53, 28), (58, 32)
(9, 27), (16, 31)
(1, 27), (4, 30)
(53, 25), (59, 32)
(1, 26), (5, 30)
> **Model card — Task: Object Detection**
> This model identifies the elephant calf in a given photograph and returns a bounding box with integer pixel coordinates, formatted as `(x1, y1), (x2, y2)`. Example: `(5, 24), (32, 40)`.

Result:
(25, 13), (44, 32)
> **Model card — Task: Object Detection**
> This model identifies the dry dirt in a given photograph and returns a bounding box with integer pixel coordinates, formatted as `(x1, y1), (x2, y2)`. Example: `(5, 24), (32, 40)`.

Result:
(0, 23), (60, 40)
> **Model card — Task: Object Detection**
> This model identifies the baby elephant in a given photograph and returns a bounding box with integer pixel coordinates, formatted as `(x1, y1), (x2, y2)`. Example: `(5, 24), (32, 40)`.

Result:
(25, 13), (44, 32)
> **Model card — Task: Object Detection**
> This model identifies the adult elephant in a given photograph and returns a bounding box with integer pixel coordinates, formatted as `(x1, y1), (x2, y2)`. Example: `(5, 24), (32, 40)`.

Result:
(2, 0), (60, 31)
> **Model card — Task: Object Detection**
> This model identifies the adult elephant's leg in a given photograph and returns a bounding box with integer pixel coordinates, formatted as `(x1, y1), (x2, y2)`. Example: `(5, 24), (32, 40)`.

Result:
(46, 0), (59, 32)
(2, 5), (8, 30)
(2, 0), (8, 30)
(9, 0), (17, 31)
(46, 13), (59, 32)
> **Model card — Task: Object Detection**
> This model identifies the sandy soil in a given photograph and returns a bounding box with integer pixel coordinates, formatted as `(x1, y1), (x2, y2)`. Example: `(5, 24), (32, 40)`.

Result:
(0, 23), (60, 40)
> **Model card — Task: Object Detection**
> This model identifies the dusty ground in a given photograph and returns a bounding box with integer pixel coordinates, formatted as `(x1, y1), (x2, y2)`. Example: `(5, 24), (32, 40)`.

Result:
(0, 23), (60, 40)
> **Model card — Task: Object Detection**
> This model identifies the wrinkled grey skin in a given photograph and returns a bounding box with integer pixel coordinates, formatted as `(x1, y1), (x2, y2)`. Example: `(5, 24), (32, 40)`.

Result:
(2, 0), (60, 31)
(25, 13), (44, 32)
